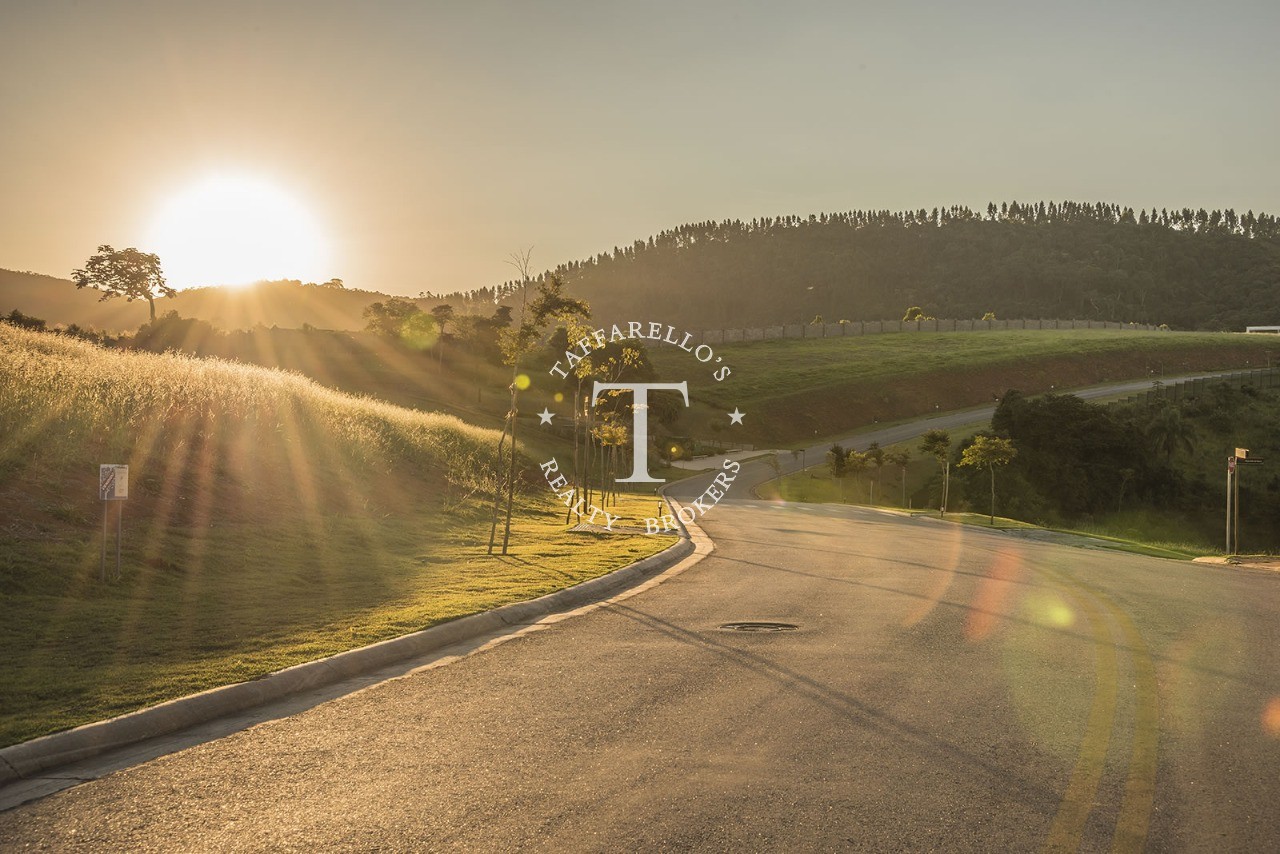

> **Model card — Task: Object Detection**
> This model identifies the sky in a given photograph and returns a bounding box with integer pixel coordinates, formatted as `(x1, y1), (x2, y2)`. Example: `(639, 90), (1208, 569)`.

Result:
(2, 0), (1278, 295)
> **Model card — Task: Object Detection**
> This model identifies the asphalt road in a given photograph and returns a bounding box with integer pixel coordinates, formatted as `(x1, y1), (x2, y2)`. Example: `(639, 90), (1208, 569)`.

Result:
(4, 412), (1280, 849)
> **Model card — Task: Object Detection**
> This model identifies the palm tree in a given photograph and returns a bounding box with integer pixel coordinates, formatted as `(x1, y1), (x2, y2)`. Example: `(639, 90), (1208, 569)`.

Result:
(827, 444), (849, 502)
(844, 450), (869, 503)
(865, 441), (885, 504)
(919, 429), (952, 516)
(885, 449), (911, 506)
(1145, 405), (1195, 462)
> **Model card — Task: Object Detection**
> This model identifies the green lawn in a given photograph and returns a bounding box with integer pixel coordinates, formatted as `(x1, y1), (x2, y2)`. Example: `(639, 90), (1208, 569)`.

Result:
(0, 494), (672, 747)
(646, 329), (1280, 445)
(0, 325), (675, 746)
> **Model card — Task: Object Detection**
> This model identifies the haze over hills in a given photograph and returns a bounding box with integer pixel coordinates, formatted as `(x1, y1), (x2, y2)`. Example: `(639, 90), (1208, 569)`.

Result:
(7, 200), (1280, 333)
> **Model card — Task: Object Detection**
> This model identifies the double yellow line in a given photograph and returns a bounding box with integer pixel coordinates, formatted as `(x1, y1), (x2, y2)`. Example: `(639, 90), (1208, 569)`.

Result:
(1040, 567), (1160, 853)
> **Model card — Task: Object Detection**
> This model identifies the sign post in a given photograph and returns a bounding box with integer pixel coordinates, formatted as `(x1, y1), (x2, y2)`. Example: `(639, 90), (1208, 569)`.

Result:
(1226, 456), (1234, 554)
(99, 464), (128, 581)
(1226, 450), (1263, 555)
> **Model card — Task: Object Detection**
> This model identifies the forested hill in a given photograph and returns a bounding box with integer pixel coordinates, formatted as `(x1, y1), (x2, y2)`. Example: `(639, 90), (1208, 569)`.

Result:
(510, 202), (1280, 331)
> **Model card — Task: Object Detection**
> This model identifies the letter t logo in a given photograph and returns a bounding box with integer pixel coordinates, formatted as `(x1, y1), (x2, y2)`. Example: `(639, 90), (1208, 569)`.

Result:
(591, 381), (690, 482)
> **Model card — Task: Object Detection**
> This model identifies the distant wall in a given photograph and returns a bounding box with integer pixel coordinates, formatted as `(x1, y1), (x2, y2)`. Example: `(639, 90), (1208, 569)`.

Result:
(687, 319), (1164, 345)
(1116, 367), (1280, 408)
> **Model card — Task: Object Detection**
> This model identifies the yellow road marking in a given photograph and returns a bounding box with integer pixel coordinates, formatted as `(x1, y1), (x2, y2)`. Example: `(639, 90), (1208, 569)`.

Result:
(1041, 582), (1119, 852)
(1040, 567), (1160, 854)
(1097, 596), (1159, 854)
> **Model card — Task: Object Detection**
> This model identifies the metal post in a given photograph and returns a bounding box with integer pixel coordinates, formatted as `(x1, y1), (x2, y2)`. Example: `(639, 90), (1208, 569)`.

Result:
(116, 500), (123, 581)
(1234, 463), (1241, 555)
(942, 460), (950, 516)
(101, 501), (108, 582)
(1226, 459), (1233, 554)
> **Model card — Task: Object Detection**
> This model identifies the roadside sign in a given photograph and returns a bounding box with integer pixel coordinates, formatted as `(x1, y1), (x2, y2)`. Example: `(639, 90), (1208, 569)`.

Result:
(1228, 457), (1236, 473)
(99, 464), (128, 500)
(99, 464), (128, 581)
(1235, 448), (1250, 459)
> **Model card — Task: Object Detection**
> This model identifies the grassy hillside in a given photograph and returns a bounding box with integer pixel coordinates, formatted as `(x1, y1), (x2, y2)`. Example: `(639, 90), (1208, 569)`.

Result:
(645, 329), (1280, 446)
(0, 325), (671, 745)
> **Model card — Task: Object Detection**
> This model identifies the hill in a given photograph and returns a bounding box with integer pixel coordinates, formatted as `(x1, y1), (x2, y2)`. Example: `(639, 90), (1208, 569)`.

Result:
(0, 269), (152, 331)
(0, 324), (669, 745)
(509, 201), (1280, 331)
(0, 270), (419, 333)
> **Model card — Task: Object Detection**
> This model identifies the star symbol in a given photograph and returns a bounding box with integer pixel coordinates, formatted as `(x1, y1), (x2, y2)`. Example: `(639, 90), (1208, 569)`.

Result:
(538, 408), (555, 425)
(728, 407), (745, 425)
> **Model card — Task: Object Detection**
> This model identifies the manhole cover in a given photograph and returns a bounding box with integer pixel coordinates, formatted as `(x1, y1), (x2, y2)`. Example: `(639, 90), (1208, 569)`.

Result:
(718, 621), (799, 632)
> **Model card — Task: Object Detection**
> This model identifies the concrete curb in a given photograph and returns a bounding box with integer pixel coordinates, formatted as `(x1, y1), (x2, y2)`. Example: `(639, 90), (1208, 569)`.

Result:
(0, 532), (696, 786)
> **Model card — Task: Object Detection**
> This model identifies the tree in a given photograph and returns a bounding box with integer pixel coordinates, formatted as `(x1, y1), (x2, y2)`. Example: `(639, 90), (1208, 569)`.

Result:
(363, 297), (420, 338)
(959, 435), (1017, 524)
(2, 309), (46, 331)
(827, 444), (848, 501)
(488, 259), (589, 555)
(766, 452), (782, 487)
(844, 450), (869, 502)
(885, 448), (911, 506)
(430, 303), (455, 369)
(919, 429), (952, 516)
(865, 441), (885, 504)
(1145, 404), (1195, 462)
(72, 245), (174, 323)
(430, 303), (455, 337)
(556, 315), (650, 519)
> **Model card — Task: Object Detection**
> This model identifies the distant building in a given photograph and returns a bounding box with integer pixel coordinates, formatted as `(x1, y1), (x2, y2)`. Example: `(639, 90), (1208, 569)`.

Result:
(1245, 326), (1280, 333)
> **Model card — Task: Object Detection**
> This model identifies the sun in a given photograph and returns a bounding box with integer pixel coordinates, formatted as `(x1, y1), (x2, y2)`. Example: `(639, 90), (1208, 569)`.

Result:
(145, 173), (331, 289)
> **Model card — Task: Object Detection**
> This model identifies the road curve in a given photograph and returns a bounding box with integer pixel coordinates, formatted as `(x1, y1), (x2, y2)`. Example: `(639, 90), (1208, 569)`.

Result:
(2, 389), (1279, 850)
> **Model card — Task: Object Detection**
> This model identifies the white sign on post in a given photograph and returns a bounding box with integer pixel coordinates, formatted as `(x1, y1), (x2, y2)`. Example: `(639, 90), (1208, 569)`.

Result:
(99, 464), (128, 500)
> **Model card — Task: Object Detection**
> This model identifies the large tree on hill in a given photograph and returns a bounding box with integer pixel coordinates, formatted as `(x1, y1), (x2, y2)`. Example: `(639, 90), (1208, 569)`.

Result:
(72, 245), (175, 323)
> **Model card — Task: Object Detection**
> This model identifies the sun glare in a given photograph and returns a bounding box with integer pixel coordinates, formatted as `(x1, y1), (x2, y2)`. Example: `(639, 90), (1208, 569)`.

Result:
(145, 173), (331, 289)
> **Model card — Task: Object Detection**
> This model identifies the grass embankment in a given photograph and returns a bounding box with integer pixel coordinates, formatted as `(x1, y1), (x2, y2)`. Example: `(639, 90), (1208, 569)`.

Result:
(0, 325), (673, 746)
(649, 329), (1280, 446)
(760, 466), (1209, 560)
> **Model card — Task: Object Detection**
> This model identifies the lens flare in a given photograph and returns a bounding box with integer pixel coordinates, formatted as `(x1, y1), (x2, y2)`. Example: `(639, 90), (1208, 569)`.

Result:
(1264, 697), (1280, 738)
(399, 314), (439, 350)
(514, 374), (531, 391)
(965, 548), (1023, 642)
(902, 522), (963, 627)
(1024, 590), (1076, 628)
